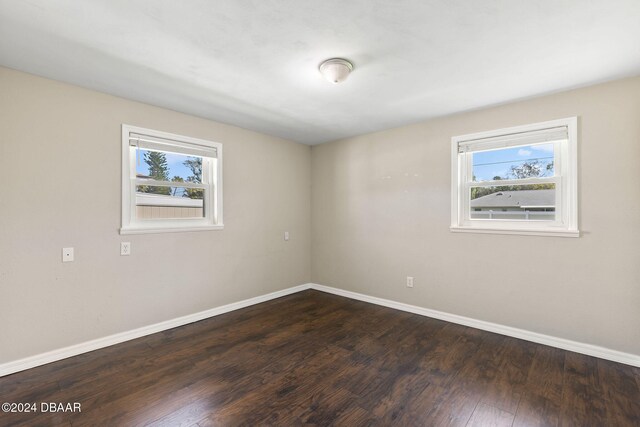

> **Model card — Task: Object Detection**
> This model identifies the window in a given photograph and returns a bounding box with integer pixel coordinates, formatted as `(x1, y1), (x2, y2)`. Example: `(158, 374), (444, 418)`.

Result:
(121, 125), (223, 234)
(451, 117), (578, 237)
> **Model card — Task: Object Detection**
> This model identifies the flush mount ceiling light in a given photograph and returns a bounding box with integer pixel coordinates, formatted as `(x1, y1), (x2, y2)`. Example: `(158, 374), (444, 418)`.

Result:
(319, 58), (354, 84)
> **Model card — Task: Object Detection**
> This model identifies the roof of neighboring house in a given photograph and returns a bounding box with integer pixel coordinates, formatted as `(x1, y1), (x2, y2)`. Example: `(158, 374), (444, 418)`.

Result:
(470, 189), (555, 209)
(136, 192), (203, 208)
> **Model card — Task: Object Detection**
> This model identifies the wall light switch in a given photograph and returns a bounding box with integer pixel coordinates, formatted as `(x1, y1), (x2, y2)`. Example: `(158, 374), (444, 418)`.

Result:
(284, 231), (290, 241)
(120, 242), (131, 256)
(62, 247), (74, 262)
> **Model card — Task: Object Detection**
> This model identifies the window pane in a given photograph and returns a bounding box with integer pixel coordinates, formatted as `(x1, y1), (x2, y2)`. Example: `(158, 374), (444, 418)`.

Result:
(470, 184), (555, 221)
(135, 186), (204, 219)
(472, 143), (554, 182)
(135, 149), (203, 184)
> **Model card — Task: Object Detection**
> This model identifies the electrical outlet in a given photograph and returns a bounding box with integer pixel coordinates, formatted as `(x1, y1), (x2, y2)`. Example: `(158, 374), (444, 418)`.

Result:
(120, 242), (131, 256)
(406, 276), (414, 288)
(62, 247), (74, 262)
(284, 231), (290, 241)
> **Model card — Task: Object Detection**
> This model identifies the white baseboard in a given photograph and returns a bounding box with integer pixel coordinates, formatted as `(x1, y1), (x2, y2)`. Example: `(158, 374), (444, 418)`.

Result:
(0, 284), (310, 377)
(308, 283), (640, 368)
(3, 281), (638, 377)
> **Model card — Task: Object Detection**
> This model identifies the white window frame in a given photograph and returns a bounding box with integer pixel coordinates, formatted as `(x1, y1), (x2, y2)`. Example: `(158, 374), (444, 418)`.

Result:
(120, 124), (223, 234)
(451, 117), (578, 237)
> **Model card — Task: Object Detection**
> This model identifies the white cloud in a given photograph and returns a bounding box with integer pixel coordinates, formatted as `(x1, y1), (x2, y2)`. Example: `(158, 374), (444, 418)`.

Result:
(531, 143), (554, 153)
(518, 149), (532, 156)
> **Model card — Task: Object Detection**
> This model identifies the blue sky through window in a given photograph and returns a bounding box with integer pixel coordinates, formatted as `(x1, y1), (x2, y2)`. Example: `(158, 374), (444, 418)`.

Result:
(472, 143), (554, 181)
(136, 149), (199, 182)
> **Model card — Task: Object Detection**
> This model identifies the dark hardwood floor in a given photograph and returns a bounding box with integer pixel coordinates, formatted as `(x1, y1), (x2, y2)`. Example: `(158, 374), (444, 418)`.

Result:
(1, 290), (639, 426)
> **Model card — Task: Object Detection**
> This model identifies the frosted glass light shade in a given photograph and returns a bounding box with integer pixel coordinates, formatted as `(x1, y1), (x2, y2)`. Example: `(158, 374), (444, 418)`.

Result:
(319, 58), (353, 84)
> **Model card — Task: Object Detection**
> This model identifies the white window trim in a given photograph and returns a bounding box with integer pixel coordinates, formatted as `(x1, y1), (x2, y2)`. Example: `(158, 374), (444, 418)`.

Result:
(450, 117), (578, 237)
(120, 124), (223, 235)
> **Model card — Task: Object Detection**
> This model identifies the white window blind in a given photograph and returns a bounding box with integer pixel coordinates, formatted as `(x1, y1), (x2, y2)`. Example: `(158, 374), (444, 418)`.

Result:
(129, 132), (217, 158)
(458, 126), (568, 153)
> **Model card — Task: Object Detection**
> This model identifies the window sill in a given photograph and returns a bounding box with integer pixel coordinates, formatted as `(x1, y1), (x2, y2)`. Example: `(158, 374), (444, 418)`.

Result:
(450, 226), (579, 238)
(120, 224), (224, 235)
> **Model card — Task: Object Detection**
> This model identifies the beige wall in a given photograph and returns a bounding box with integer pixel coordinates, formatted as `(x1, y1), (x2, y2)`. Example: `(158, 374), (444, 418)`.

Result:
(0, 67), (311, 364)
(311, 76), (640, 356)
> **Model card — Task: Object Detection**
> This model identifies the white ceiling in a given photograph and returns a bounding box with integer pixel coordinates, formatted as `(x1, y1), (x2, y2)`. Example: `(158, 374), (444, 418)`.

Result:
(1, 1), (640, 145)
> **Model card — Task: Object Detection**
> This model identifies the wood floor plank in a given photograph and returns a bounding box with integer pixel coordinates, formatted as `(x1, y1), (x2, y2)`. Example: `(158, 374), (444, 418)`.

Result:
(157, 344), (352, 426)
(331, 405), (380, 426)
(513, 346), (566, 427)
(451, 332), (507, 396)
(420, 382), (479, 427)
(393, 382), (446, 426)
(597, 358), (640, 426)
(466, 402), (514, 427)
(1, 289), (639, 426)
(479, 337), (536, 414)
(559, 352), (606, 427)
